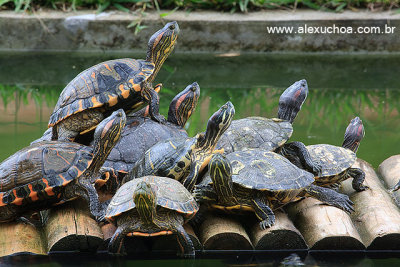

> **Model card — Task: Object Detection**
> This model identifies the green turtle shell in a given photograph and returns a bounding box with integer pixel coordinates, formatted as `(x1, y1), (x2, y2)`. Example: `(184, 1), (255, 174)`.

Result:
(307, 144), (356, 177)
(102, 116), (188, 173)
(49, 59), (154, 127)
(201, 150), (314, 191)
(217, 117), (292, 154)
(106, 176), (198, 222)
(0, 141), (93, 208)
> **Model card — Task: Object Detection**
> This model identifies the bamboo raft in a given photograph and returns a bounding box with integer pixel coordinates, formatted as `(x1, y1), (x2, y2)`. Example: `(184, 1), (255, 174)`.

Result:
(1, 156), (400, 258)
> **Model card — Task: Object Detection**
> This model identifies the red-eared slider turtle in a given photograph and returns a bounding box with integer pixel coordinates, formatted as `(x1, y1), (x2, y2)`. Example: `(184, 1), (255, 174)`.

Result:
(101, 82), (200, 175)
(49, 21), (179, 141)
(0, 109), (126, 223)
(106, 176), (198, 258)
(217, 79), (320, 174)
(124, 101), (235, 191)
(194, 151), (354, 229)
(286, 117), (368, 192)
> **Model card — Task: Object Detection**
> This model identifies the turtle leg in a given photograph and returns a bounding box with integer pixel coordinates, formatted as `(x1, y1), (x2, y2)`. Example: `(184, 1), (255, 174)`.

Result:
(173, 220), (195, 258)
(348, 168), (369, 192)
(193, 184), (218, 203)
(182, 160), (202, 192)
(108, 221), (140, 254)
(304, 184), (354, 213)
(73, 179), (101, 219)
(251, 196), (276, 230)
(95, 167), (123, 194)
(143, 84), (166, 124)
(280, 141), (322, 175)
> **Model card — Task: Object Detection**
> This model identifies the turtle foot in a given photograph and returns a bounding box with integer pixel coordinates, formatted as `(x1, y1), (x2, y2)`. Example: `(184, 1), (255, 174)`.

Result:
(259, 216), (275, 230)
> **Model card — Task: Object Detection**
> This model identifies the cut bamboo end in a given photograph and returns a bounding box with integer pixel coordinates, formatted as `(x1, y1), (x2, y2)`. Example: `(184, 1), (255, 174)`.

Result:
(286, 198), (364, 250)
(0, 221), (46, 257)
(199, 214), (254, 250)
(152, 224), (203, 252)
(249, 210), (307, 250)
(44, 199), (103, 252)
(378, 155), (400, 202)
(341, 159), (400, 250)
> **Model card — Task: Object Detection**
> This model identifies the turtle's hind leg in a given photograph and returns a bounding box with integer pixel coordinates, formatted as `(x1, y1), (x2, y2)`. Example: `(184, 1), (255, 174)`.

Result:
(304, 184), (354, 213)
(348, 168), (369, 192)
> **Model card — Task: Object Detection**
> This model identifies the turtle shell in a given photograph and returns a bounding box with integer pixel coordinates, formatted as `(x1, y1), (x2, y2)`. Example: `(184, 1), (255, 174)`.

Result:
(0, 141), (93, 207)
(106, 176), (198, 222)
(217, 117), (292, 154)
(49, 59), (154, 127)
(307, 144), (356, 177)
(201, 149), (314, 191)
(102, 116), (188, 173)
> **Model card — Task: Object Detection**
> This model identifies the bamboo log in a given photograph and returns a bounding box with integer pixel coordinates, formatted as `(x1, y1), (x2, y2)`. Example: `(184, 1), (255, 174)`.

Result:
(286, 198), (364, 250)
(248, 210), (307, 250)
(199, 214), (253, 250)
(152, 224), (202, 252)
(378, 155), (400, 202)
(0, 221), (46, 257)
(341, 159), (400, 250)
(44, 199), (103, 252)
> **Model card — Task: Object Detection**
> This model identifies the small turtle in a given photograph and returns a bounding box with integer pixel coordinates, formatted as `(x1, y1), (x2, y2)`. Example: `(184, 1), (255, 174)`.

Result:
(217, 79), (320, 174)
(286, 117), (368, 192)
(49, 21), (179, 141)
(194, 151), (354, 229)
(0, 109), (126, 223)
(124, 101), (235, 191)
(106, 176), (198, 258)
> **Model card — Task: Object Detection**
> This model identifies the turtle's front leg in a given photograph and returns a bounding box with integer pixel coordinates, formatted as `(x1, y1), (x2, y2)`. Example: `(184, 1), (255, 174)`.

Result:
(183, 160), (202, 192)
(143, 84), (166, 124)
(193, 184), (217, 203)
(108, 220), (140, 254)
(173, 220), (195, 258)
(304, 184), (354, 213)
(280, 141), (322, 175)
(348, 167), (369, 192)
(251, 196), (275, 230)
(74, 178), (101, 218)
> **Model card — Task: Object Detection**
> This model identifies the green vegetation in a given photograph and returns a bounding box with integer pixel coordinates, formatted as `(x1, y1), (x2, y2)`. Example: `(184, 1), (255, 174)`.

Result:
(0, 0), (398, 13)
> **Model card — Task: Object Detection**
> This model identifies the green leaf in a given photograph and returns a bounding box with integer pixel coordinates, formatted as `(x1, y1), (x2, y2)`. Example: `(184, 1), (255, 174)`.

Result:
(160, 7), (178, 17)
(113, 2), (130, 12)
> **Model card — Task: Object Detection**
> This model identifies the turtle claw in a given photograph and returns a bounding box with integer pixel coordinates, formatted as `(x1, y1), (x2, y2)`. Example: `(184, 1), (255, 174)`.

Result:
(259, 216), (275, 230)
(153, 114), (167, 124)
(336, 194), (354, 213)
(391, 182), (400, 192)
(356, 185), (369, 192)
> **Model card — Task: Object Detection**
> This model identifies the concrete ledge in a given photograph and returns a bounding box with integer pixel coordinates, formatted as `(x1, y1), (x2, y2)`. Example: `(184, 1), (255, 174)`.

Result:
(0, 10), (400, 52)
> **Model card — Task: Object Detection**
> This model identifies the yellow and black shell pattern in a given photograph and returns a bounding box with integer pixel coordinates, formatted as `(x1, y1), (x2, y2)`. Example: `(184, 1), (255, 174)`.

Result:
(106, 176), (198, 222)
(0, 141), (93, 207)
(49, 59), (154, 127)
(217, 117), (293, 154)
(307, 144), (356, 177)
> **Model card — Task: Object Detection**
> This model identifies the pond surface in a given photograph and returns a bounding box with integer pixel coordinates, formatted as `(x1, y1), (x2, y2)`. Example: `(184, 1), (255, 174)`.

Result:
(0, 51), (399, 168)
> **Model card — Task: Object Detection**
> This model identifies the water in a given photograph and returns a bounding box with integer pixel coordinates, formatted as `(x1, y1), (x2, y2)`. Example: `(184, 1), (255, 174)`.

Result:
(0, 51), (399, 167)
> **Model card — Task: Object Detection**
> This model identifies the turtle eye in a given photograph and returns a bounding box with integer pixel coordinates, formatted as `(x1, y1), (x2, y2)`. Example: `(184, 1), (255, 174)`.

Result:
(169, 24), (175, 30)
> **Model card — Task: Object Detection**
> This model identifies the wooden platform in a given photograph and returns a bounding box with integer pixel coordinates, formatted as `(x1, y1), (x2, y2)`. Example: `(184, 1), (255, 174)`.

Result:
(1, 156), (400, 257)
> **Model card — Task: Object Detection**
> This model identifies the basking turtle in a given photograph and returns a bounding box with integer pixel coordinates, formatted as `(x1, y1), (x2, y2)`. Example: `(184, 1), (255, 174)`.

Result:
(286, 117), (368, 192)
(217, 79), (320, 174)
(49, 21), (179, 141)
(0, 109), (126, 223)
(124, 101), (235, 191)
(194, 151), (354, 229)
(106, 176), (198, 258)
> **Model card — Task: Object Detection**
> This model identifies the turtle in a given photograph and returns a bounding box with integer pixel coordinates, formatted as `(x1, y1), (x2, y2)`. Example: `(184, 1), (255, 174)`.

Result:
(123, 101), (236, 192)
(105, 176), (199, 258)
(48, 21), (179, 141)
(285, 116), (368, 192)
(0, 109), (126, 223)
(216, 79), (321, 175)
(193, 151), (354, 230)
(95, 82), (200, 195)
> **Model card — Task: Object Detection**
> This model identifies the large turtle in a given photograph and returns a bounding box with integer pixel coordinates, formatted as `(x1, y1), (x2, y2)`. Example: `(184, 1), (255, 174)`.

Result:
(49, 21), (179, 141)
(194, 151), (354, 229)
(123, 101), (235, 191)
(106, 176), (198, 258)
(0, 109), (126, 223)
(217, 79), (321, 174)
(286, 116), (368, 192)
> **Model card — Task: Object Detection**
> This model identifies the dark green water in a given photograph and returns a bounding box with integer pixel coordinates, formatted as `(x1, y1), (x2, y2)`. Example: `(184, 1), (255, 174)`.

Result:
(0, 51), (399, 168)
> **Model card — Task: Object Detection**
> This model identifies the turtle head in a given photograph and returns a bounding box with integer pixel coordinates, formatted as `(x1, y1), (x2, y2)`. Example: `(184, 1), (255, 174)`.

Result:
(146, 21), (180, 83)
(168, 82), (201, 127)
(209, 154), (235, 205)
(133, 181), (157, 223)
(342, 116), (365, 153)
(197, 101), (235, 151)
(277, 79), (308, 124)
(91, 109), (126, 174)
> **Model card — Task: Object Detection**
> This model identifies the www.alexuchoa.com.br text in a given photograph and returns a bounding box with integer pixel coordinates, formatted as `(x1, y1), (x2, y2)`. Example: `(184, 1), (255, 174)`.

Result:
(267, 24), (396, 34)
